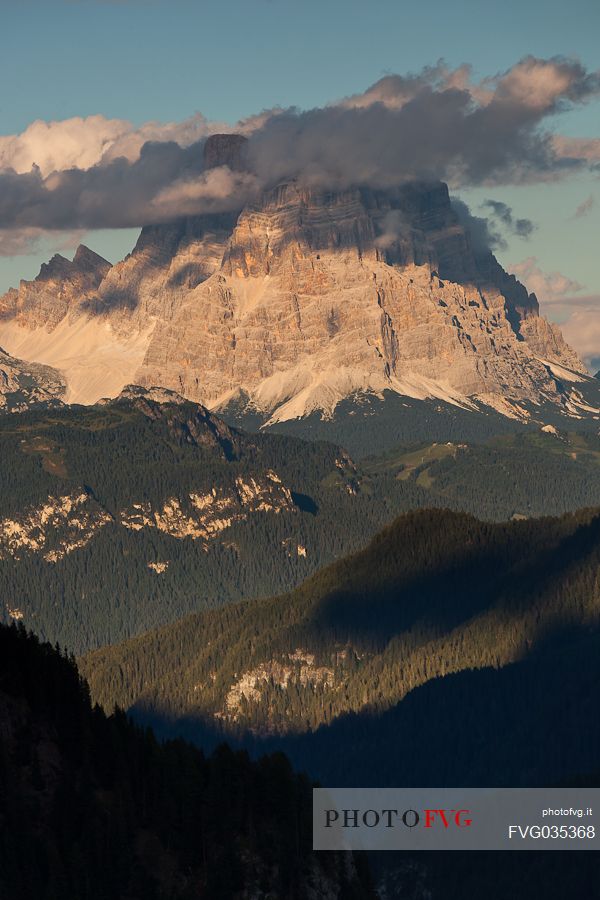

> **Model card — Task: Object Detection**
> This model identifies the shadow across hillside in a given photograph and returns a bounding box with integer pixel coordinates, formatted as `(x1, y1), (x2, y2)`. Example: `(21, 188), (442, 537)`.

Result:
(300, 510), (600, 651)
(273, 626), (600, 789)
(129, 620), (600, 900)
(127, 616), (600, 791)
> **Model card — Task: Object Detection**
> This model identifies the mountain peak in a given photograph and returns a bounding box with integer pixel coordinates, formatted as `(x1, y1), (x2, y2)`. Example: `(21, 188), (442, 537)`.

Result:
(36, 245), (110, 283)
(112, 384), (242, 459)
(115, 384), (188, 406)
(72, 244), (111, 273)
(37, 253), (71, 281)
(203, 133), (247, 171)
(0, 175), (592, 426)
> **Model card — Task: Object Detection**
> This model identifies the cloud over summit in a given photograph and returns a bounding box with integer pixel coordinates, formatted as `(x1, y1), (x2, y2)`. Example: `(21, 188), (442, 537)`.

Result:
(0, 55), (598, 250)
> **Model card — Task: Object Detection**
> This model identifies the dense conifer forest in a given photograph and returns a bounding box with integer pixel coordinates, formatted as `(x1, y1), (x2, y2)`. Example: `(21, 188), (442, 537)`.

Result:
(3, 399), (600, 898)
(81, 507), (600, 767)
(0, 623), (372, 899)
(226, 385), (600, 458)
(77, 506), (600, 899)
(4, 395), (600, 653)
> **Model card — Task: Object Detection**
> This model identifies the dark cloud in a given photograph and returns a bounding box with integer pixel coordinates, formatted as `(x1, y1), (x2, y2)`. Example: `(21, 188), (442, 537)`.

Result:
(0, 56), (598, 238)
(246, 56), (600, 192)
(0, 140), (258, 233)
(450, 199), (507, 253)
(482, 200), (536, 239)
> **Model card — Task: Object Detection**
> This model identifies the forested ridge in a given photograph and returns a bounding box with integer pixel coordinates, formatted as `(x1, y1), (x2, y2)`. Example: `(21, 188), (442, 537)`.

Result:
(0, 622), (372, 900)
(0, 394), (426, 652)
(4, 394), (600, 653)
(80, 506), (600, 752)
(3, 399), (600, 899)
(78, 505), (600, 898)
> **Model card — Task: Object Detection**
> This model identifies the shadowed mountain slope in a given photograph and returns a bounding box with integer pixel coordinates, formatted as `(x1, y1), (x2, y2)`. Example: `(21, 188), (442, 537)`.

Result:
(0, 622), (372, 899)
(80, 507), (600, 750)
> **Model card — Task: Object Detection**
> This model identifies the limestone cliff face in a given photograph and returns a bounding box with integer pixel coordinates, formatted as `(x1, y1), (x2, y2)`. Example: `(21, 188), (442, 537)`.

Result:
(120, 471), (294, 544)
(135, 180), (588, 420)
(89, 212), (237, 331)
(0, 347), (65, 412)
(0, 491), (111, 562)
(0, 148), (589, 420)
(85, 135), (247, 329)
(0, 245), (110, 329)
(0, 462), (295, 562)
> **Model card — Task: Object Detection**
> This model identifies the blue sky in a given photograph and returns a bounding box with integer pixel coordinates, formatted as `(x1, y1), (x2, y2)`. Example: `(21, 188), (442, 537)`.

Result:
(2, 0), (600, 362)
(5, 0), (599, 131)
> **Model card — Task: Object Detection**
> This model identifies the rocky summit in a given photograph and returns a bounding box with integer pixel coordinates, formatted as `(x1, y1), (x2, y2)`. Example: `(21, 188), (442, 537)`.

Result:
(0, 134), (594, 426)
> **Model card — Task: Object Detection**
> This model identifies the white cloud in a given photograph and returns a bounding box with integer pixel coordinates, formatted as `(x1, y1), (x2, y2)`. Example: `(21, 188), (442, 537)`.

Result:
(509, 256), (599, 369)
(150, 166), (259, 219)
(0, 113), (222, 177)
(559, 300), (600, 370)
(0, 116), (131, 176)
(509, 256), (583, 302)
(552, 136), (600, 164)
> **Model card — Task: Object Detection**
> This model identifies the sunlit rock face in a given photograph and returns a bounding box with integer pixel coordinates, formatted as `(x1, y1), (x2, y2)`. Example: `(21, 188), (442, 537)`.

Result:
(120, 472), (294, 544)
(0, 135), (589, 419)
(0, 244), (111, 330)
(0, 466), (294, 561)
(135, 179), (587, 421)
(0, 491), (111, 562)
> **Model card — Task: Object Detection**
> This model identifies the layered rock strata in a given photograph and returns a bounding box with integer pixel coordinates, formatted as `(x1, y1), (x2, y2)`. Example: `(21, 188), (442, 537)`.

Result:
(0, 135), (589, 420)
